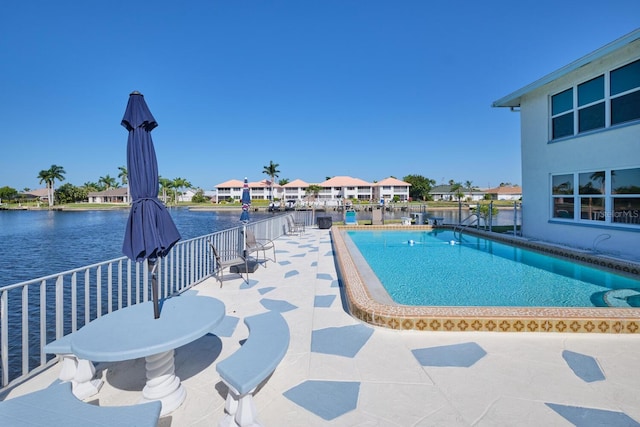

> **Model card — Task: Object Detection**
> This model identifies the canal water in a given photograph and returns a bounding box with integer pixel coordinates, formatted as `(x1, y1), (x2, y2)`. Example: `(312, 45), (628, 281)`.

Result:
(0, 208), (273, 287)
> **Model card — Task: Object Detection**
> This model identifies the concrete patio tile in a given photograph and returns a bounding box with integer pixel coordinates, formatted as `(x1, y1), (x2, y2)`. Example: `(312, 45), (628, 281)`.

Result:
(562, 350), (605, 382)
(209, 315), (239, 337)
(314, 295), (336, 307)
(308, 352), (363, 381)
(546, 403), (640, 426)
(354, 331), (433, 384)
(316, 273), (334, 281)
(358, 382), (450, 426)
(260, 298), (298, 312)
(284, 380), (360, 421)
(239, 279), (258, 289)
(284, 269), (299, 278)
(412, 342), (487, 367)
(473, 397), (569, 427)
(311, 324), (374, 357)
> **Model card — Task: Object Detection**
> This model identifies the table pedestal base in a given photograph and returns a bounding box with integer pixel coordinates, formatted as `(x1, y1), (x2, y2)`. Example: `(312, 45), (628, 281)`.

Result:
(58, 355), (103, 400)
(139, 350), (186, 416)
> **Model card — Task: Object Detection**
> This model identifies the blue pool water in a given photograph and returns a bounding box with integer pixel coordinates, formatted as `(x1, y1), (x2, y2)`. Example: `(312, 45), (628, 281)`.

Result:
(347, 230), (640, 308)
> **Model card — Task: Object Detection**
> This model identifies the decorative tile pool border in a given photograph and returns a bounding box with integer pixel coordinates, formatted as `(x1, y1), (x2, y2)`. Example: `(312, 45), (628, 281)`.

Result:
(331, 226), (640, 334)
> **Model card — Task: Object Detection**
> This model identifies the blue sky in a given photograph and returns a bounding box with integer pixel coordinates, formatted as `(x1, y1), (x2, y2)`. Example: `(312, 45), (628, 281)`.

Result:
(1, 1), (638, 192)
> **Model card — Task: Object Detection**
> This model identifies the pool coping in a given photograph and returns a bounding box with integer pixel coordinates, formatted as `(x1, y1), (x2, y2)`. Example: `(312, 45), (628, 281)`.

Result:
(331, 225), (640, 333)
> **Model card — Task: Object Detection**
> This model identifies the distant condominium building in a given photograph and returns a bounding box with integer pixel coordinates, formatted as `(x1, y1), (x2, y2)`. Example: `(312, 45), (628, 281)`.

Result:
(214, 176), (411, 205)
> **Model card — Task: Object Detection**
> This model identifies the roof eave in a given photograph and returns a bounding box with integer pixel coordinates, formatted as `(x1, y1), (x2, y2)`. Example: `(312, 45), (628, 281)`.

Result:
(492, 28), (640, 108)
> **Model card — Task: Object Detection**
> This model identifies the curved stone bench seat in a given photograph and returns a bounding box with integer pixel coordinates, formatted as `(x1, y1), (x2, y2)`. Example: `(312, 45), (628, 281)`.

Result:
(216, 311), (290, 427)
(0, 382), (161, 427)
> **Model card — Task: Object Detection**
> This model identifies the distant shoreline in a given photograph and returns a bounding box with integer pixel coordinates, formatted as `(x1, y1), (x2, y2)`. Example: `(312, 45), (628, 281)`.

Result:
(1, 201), (519, 212)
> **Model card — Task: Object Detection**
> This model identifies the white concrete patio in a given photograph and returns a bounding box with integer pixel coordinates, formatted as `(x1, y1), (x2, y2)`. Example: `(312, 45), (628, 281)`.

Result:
(5, 227), (640, 426)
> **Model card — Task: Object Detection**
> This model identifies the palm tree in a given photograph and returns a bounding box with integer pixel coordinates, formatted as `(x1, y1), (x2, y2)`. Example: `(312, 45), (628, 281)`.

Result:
(118, 166), (129, 203)
(37, 164), (66, 207)
(82, 182), (99, 192)
(464, 180), (474, 201)
(172, 177), (192, 204)
(451, 182), (464, 201)
(159, 177), (172, 203)
(98, 174), (117, 191)
(305, 184), (322, 202)
(262, 161), (280, 201)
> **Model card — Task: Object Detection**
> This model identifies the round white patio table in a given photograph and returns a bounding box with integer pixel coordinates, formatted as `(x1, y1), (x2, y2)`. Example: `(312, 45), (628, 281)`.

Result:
(69, 295), (225, 415)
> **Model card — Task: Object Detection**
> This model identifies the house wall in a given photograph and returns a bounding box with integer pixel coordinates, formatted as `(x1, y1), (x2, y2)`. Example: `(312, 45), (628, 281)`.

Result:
(373, 185), (411, 202)
(520, 41), (640, 259)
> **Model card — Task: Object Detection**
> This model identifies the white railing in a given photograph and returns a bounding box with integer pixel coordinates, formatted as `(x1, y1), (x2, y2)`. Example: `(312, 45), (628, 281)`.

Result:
(0, 214), (300, 391)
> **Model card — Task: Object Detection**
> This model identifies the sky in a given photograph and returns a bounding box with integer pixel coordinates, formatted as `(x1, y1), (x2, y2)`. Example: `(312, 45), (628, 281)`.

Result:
(1, 1), (639, 192)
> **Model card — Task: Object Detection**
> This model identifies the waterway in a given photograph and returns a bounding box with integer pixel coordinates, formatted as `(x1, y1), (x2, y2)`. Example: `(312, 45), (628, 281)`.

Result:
(0, 208), (273, 287)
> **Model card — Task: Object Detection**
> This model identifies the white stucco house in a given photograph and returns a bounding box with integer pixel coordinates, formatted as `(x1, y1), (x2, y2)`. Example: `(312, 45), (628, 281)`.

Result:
(372, 177), (411, 202)
(87, 187), (129, 204)
(282, 179), (310, 201)
(493, 29), (640, 260)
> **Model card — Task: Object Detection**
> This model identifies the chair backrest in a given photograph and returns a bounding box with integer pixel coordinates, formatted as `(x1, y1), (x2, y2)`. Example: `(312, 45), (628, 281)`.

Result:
(209, 242), (222, 265)
(245, 229), (257, 247)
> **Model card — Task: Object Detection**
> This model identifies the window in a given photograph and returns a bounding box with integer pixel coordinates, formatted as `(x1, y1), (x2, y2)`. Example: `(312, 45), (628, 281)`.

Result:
(579, 171), (605, 221)
(550, 59), (640, 140)
(552, 174), (574, 219)
(611, 59), (640, 125)
(551, 168), (640, 226)
(552, 89), (574, 139)
(578, 76), (605, 133)
(611, 167), (640, 224)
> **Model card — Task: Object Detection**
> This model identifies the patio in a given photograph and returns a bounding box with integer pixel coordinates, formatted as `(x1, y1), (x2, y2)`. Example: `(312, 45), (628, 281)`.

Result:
(4, 227), (640, 426)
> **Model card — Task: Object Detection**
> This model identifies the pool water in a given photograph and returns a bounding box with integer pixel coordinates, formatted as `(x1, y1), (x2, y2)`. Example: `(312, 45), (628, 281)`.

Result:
(347, 230), (640, 308)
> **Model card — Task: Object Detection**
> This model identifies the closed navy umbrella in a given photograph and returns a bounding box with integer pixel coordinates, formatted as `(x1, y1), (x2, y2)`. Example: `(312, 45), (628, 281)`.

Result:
(122, 91), (181, 318)
(240, 177), (250, 223)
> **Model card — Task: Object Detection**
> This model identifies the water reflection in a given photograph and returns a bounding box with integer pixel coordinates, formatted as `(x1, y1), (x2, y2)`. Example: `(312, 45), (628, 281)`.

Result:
(0, 208), (272, 286)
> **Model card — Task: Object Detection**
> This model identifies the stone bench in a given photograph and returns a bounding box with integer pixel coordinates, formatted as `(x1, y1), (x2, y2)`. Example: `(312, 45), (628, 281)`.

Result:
(44, 334), (103, 399)
(0, 382), (161, 426)
(216, 311), (290, 427)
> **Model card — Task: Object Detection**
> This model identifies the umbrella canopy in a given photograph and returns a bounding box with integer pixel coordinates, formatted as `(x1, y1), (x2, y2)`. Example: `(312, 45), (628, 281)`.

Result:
(121, 91), (181, 318)
(240, 177), (251, 223)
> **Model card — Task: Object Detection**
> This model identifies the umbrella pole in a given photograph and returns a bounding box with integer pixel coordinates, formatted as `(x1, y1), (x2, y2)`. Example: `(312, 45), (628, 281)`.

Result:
(150, 260), (160, 319)
(242, 224), (247, 258)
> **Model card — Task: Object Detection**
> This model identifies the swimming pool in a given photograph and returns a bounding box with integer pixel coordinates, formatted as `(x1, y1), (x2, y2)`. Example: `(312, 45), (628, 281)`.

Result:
(347, 229), (640, 308)
(332, 226), (640, 333)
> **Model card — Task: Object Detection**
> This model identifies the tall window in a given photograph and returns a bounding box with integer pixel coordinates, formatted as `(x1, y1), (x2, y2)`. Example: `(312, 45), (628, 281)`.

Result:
(578, 76), (605, 133)
(551, 168), (640, 226)
(611, 167), (640, 224)
(578, 171), (605, 221)
(550, 59), (640, 140)
(611, 59), (640, 125)
(552, 174), (574, 219)
(552, 89), (574, 139)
